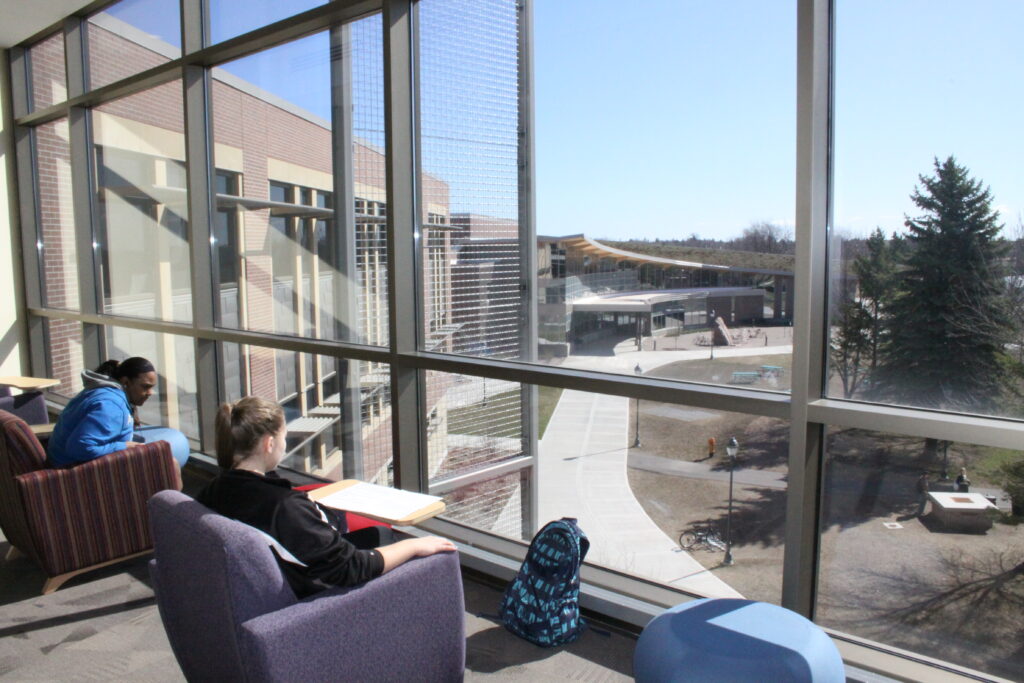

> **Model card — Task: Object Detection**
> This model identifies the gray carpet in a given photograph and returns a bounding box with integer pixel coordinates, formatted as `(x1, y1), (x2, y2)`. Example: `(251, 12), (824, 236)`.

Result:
(0, 468), (635, 681)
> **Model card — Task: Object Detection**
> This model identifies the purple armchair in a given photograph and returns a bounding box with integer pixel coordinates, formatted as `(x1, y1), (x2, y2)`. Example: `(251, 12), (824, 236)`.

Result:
(147, 490), (466, 683)
(0, 386), (48, 425)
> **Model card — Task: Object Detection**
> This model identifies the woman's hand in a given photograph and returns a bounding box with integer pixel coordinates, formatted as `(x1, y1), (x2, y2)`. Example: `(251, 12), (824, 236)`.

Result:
(377, 535), (457, 573)
(408, 536), (457, 556)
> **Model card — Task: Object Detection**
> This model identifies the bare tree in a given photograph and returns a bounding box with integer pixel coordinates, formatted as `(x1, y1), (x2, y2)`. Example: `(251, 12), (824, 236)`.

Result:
(735, 221), (795, 255)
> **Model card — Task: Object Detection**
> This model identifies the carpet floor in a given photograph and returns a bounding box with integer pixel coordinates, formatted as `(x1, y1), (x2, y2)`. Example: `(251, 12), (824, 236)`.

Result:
(0, 467), (635, 681)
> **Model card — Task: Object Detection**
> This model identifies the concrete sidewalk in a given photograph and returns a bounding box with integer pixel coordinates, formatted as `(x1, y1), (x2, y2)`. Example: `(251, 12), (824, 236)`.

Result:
(628, 451), (787, 490)
(537, 389), (742, 598)
(560, 343), (792, 375)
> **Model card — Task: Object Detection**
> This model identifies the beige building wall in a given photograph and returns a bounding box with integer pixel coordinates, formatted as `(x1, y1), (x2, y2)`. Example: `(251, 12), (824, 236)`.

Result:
(0, 50), (27, 377)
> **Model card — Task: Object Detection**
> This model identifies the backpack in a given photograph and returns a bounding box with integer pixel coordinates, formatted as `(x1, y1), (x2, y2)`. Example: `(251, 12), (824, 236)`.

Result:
(500, 517), (590, 647)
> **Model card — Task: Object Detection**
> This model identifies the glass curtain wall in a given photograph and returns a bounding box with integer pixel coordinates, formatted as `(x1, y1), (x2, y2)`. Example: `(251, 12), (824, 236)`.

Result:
(10, 1), (1024, 679)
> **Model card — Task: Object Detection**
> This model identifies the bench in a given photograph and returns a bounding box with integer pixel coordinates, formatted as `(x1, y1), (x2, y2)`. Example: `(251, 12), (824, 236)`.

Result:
(730, 372), (760, 384)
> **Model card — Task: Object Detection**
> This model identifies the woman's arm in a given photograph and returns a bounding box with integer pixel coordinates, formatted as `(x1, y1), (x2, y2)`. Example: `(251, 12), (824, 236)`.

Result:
(60, 397), (133, 462)
(377, 536), (457, 573)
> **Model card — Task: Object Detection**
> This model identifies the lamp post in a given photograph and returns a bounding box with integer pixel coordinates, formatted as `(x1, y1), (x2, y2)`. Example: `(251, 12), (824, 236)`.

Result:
(724, 437), (738, 566)
(709, 307), (716, 359)
(632, 363), (642, 448)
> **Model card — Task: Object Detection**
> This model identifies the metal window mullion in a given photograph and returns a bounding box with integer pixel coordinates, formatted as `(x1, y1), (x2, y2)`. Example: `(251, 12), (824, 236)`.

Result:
(383, 0), (426, 492)
(6, 48), (46, 377)
(182, 0), (220, 454)
(181, 0), (208, 54)
(782, 0), (832, 619)
(65, 16), (103, 369)
(517, 0), (539, 536)
(809, 399), (1024, 450)
(329, 20), (366, 479)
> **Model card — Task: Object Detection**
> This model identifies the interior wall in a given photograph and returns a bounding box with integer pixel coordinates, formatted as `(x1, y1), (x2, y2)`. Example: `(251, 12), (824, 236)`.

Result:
(0, 49), (28, 377)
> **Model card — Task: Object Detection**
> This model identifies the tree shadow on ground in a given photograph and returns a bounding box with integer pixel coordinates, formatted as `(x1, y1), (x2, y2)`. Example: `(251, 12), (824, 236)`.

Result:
(705, 417), (789, 473)
(687, 428), (960, 544)
(688, 487), (789, 549)
(834, 548), (1024, 680)
(818, 432), (958, 533)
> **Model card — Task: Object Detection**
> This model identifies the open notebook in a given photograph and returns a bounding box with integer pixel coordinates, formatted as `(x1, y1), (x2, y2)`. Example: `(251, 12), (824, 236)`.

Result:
(310, 480), (445, 526)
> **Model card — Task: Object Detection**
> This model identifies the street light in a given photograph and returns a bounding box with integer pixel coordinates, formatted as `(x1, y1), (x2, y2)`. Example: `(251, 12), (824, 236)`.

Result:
(724, 437), (739, 566)
(633, 363), (642, 448)
(709, 308), (717, 359)
(940, 440), (951, 480)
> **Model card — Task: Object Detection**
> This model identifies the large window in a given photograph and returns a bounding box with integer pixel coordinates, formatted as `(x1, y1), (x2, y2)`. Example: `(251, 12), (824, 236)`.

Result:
(28, 33), (65, 111)
(818, 428), (1022, 681)
(93, 82), (191, 323)
(828, 1), (1024, 421)
(209, 17), (386, 346)
(87, 0), (181, 90)
(104, 327), (198, 439)
(10, 2), (1024, 680)
(34, 118), (78, 311)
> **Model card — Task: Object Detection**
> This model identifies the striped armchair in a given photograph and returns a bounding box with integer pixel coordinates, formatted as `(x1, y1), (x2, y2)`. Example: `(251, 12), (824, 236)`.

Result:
(0, 409), (182, 594)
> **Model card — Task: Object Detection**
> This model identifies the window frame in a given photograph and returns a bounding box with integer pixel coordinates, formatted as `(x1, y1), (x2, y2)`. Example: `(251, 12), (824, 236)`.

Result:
(7, 0), (1020, 679)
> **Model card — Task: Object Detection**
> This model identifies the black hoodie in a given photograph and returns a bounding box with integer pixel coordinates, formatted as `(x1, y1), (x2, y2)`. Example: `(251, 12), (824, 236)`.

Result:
(196, 469), (384, 597)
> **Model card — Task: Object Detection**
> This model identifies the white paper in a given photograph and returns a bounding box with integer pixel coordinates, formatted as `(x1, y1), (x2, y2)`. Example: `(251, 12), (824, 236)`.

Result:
(318, 482), (441, 520)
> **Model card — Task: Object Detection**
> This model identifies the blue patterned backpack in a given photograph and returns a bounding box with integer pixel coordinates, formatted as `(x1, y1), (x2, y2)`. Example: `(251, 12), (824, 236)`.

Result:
(500, 517), (590, 647)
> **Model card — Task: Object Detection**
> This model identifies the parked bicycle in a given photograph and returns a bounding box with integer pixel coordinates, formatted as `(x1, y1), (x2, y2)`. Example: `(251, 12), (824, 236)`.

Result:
(678, 524), (725, 552)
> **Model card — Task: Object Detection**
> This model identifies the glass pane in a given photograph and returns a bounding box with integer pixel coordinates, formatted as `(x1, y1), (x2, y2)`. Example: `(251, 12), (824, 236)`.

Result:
(211, 16), (385, 345)
(420, 0), (797, 390)
(818, 427), (1022, 679)
(104, 327), (198, 439)
(87, 0), (181, 91)
(209, 0), (327, 45)
(35, 118), (79, 311)
(29, 32), (66, 110)
(219, 346), (391, 482)
(828, 3), (1024, 418)
(428, 370), (788, 601)
(45, 319), (85, 397)
(93, 81), (191, 322)
(419, 0), (522, 358)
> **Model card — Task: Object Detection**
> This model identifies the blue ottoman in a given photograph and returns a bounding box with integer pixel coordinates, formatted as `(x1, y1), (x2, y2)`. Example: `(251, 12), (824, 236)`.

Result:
(634, 599), (844, 682)
(133, 425), (191, 468)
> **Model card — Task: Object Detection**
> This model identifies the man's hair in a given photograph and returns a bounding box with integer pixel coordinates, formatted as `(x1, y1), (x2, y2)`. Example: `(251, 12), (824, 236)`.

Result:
(214, 397), (285, 470)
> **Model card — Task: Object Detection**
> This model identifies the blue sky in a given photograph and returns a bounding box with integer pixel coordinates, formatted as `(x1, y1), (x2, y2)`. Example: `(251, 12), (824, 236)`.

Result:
(536, 0), (1024, 241)
(103, 0), (1024, 242)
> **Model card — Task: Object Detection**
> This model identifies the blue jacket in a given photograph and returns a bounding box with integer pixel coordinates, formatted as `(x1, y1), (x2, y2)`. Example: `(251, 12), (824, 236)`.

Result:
(48, 370), (134, 467)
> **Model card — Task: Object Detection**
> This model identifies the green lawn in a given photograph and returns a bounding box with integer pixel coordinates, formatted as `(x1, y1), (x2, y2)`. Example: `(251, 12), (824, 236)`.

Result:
(650, 354), (792, 392)
(538, 385), (563, 438)
(446, 385), (564, 439)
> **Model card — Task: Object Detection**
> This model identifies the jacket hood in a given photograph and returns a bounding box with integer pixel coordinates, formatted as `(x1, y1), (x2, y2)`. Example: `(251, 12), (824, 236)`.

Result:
(81, 368), (124, 392)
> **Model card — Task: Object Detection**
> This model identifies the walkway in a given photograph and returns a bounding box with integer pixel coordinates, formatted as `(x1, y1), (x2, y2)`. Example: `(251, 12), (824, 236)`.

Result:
(560, 340), (793, 374)
(537, 389), (742, 598)
(628, 452), (787, 490)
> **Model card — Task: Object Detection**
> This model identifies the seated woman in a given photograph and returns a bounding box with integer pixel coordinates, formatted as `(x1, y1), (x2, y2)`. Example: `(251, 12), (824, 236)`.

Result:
(197, 396), (455, 597)
(48, 357), (190, 468)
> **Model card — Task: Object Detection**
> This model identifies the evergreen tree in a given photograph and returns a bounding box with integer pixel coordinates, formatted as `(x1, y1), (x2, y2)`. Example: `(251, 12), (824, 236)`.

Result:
(830, 295), (872, 398)
(853, 227), (897, 372)
(874, 156), (1009, 411)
